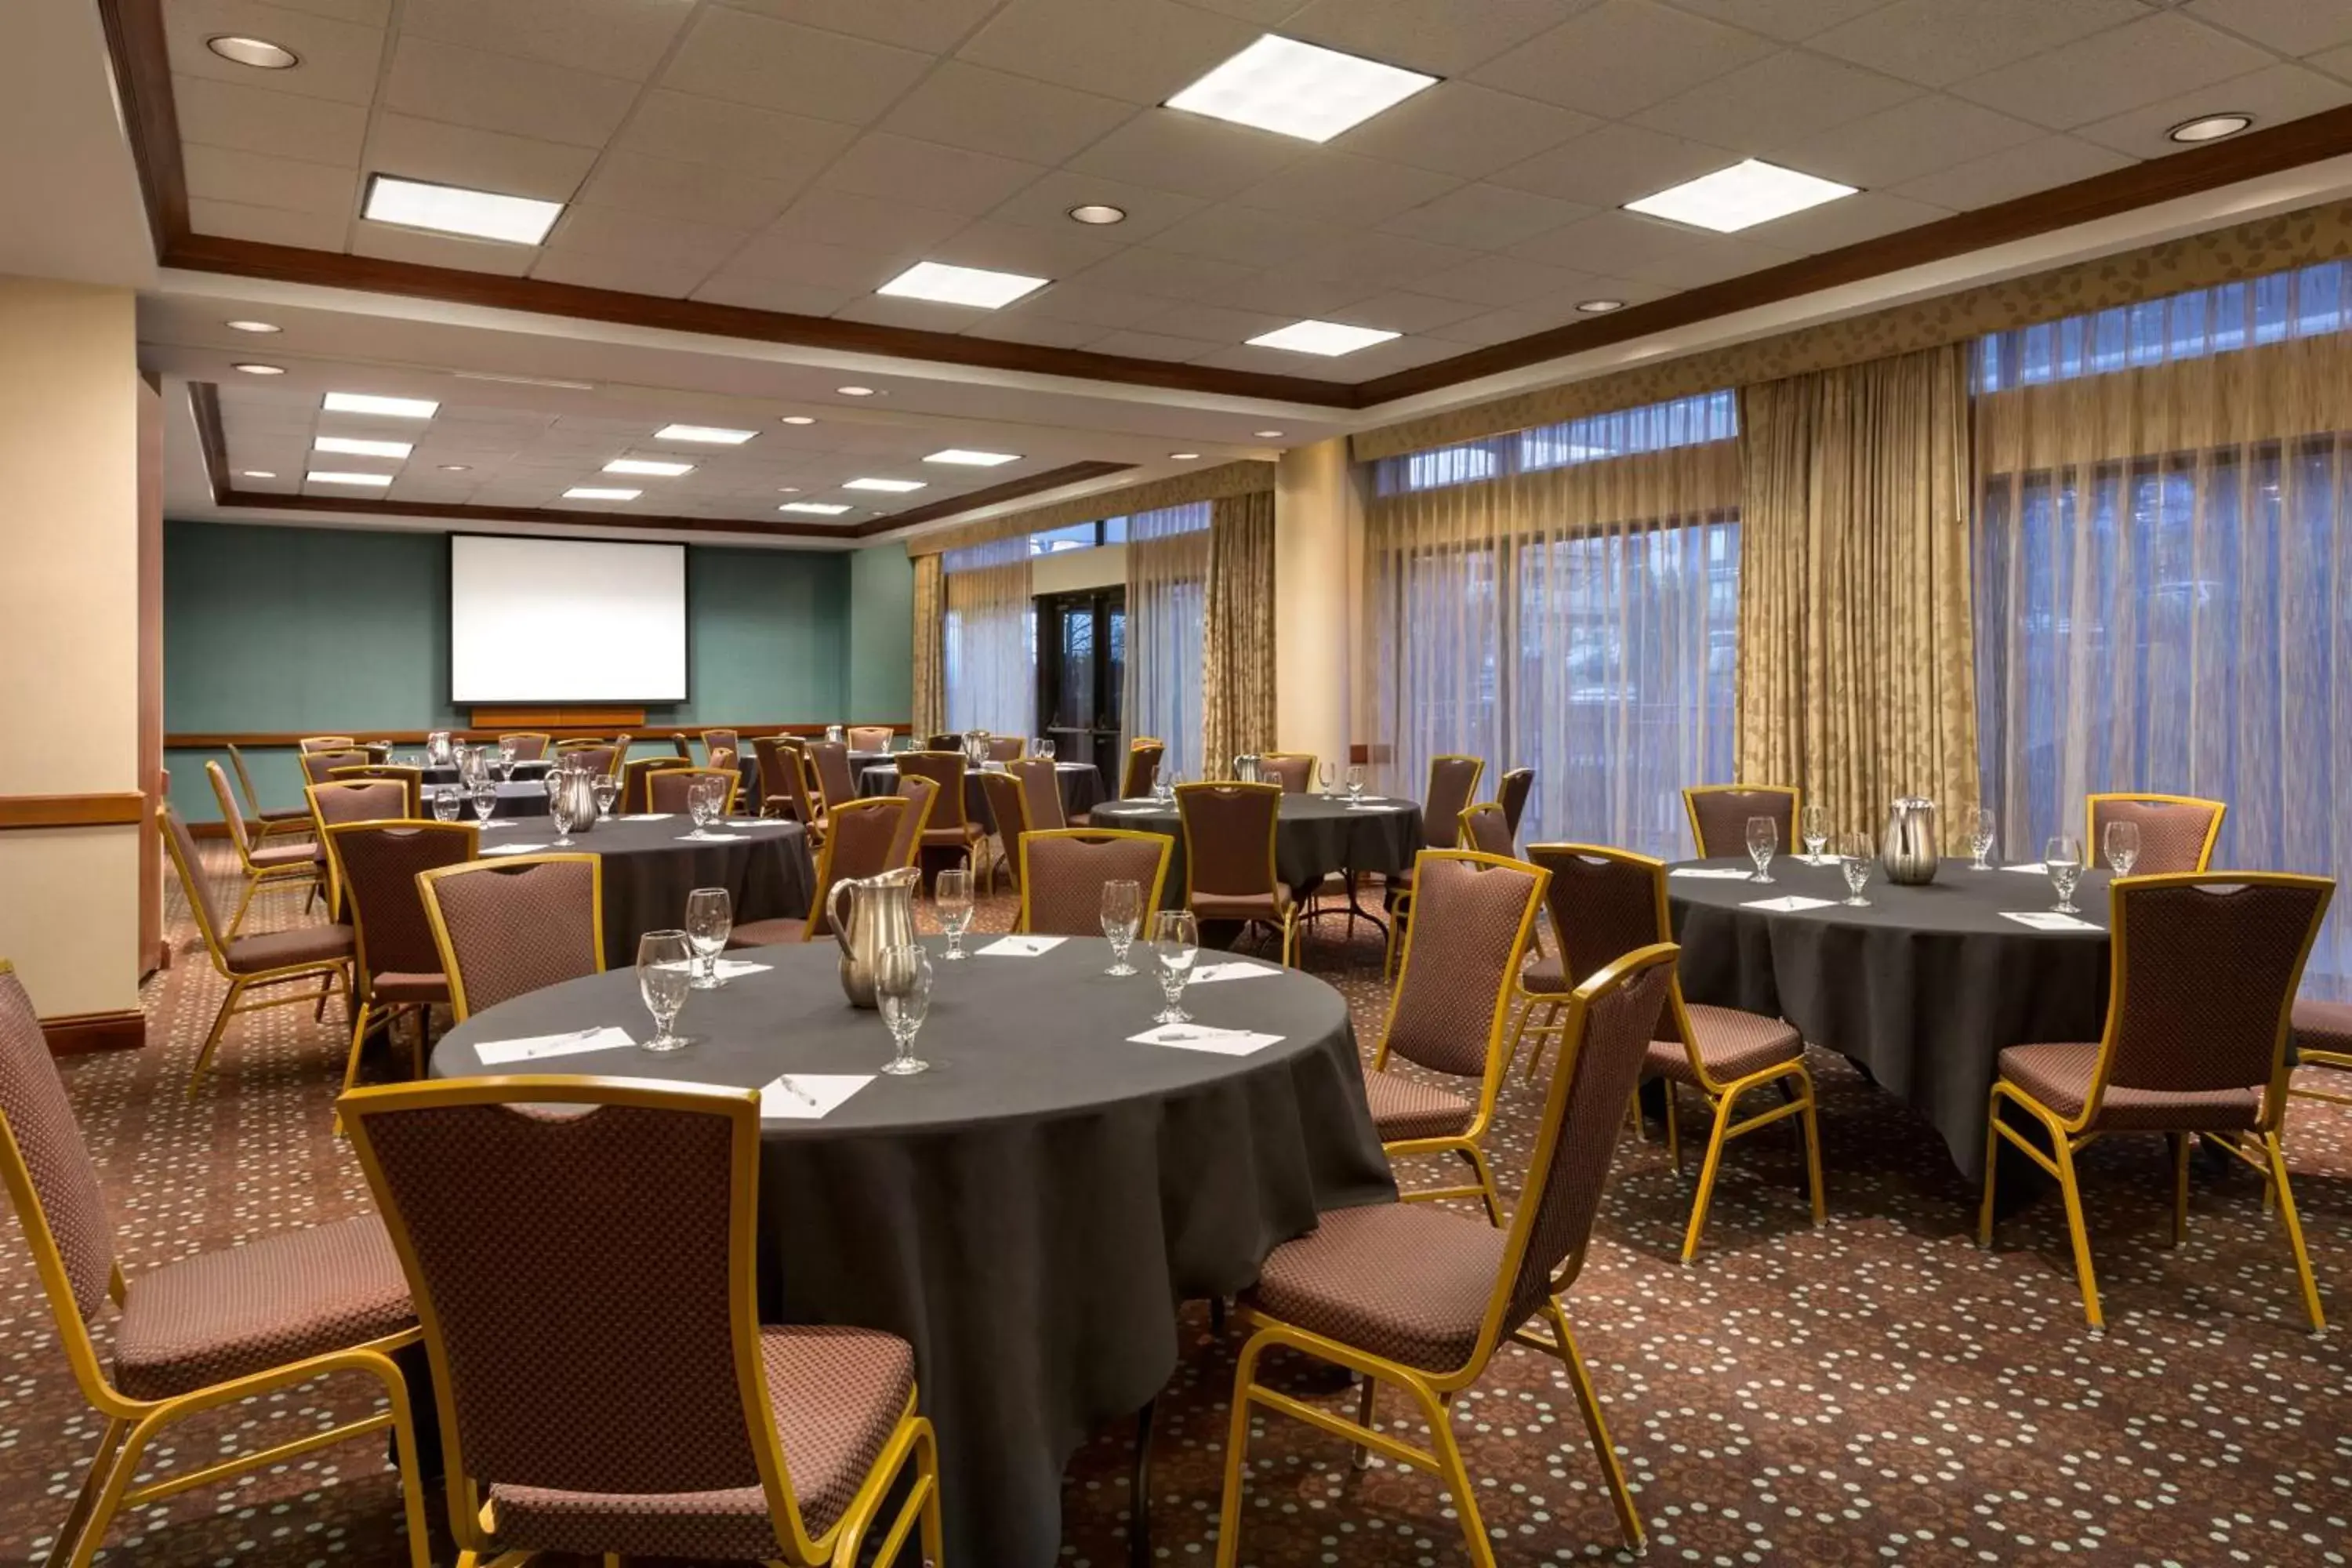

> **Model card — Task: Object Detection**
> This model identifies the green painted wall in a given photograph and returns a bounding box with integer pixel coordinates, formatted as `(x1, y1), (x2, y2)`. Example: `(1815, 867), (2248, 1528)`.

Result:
(164, 519), (864, 820)
(847, 541), (914, 724)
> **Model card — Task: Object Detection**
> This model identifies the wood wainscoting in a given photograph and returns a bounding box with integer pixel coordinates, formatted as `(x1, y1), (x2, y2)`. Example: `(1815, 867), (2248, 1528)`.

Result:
(0, 793), (147, 829)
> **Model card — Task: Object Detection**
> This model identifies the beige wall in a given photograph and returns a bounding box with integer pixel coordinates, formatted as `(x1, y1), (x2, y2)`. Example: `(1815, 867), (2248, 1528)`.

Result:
(0, 276), (143, 1017)
(1272, 439), (1363, 771)
(1030, 541), (1126, 596)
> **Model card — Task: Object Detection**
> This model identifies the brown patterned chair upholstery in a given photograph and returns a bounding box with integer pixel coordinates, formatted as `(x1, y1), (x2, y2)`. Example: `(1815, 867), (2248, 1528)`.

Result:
(339, 1077), (942, 1567)
(975, 768), (1031, 894)
(702, 728), (741, 769)
(0, 961), (430, 1568)
(898, 752), (984, 866)
(417, 855), (604, 1022)
(891, 775), (938, 870)
(671, 732), (695, 758)
(1982, 872), (2336, 1331)
(498, 733), (552, 762)
(305, 779), (412, 916)
(755, 736), (814, 823)
(206, 760), (322, 935)
(848, 726), (895, 753)
(1682, 784), (1799, 859)
(1458, 801), (1514, 857)
(1009, 756), (1066, 832)
(622, 756), (693, 815)
(1214, 943), (1677, 1566)
(924, 733), (962, 752)
(1361, 849), (1548, 1223)
(1176, 782), (1299, 966)
(1258, 752), (1314, 793)
(731, 797), (906, 949)
(1121, 739), (1166, 800)
(327, 763), (424, 817)
(1380, 755), (1489, 978)
(2287, 997), (2352, 1116)
(299, 748), (370, 786)
(325, 822), (478, 1108)
(808, 740), (860, 815)
(225, 742), (311, 848)
(2085, 793), (2226, 873)
(1018, 829), (1174, 936)
(1498, 767), (1535, 840)
(554, 742), (620, 779)
(980, 735), (1023, 763)
(297, 735), (358, 754)
(648, 766), (741, 816)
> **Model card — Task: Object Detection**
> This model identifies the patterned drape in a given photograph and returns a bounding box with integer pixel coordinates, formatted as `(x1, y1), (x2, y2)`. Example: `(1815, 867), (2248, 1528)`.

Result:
(911, 550), (945, 739)
(1734, 342), (1977, 848)
(1202, 489), (1276, 778)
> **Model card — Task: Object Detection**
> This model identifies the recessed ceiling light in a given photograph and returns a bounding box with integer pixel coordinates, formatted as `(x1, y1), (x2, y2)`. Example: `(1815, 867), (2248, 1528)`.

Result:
(1247, 319), (1402, 357)
(362, 174), (564, 245)
(240, 470), (277, 480)
(653, 423), (756, 445)
(1166, 34), (1437, 144)
(2169, 112), (2254, 144)
(877, 260), (1050, 310)
(1169, 452), (1201, 460)
(1254, 430), (1285, 439)
(1068, 203), (1127, 226)
(205, 34), (297, 69)
(779, 415), (818, 426)
(225, 319), (280, 333)
(1577, 299), (1626, 314)
(1624, 158), (1855, 234)
(307, 470), (394, 488)
(924, 448), (1021, 466)
(439, 464), (471, 472)
(844, 477), (927, 492)
(780, 501), (852, 515)
(603, 457), (695, 477)
(562, 487), (641, 501)
(322, 391), (437, 419)
(314, 436), (412, 459)
(779, 486), (802, 493)
(452, 370), (596, 390)
(837, 386), (879, 397)
(233, 362), (285, 376)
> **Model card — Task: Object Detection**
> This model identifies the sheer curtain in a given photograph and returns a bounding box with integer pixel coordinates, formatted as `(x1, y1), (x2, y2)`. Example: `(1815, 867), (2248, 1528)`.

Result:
(1976, 261), (2352, 997)
(1124, 501), (1210, 782)
(942, 535), (1033, 738)
(1367, 393), (1741, 858)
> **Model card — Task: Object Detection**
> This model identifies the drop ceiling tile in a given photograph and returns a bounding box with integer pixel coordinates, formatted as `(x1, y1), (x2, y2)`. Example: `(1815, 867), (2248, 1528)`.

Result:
(1635, 48), (1922, 149)
(692, 272), (866, 315)
(985, 170), (1210, 241)
(1185, 341), (1408, 380)
(1410, 252), (1598, 307)
(1508, 209), (1794, 287)
(576, 151), (804, 231)
(1124, 300), (1294, 343)
(544, 205), (753, 272)
(1292, 333), (1462, 376)
(881, 62), (1138, 164)
(1065, 111), (1312, 200)
(362, 114), (600, 203)
(1378, 183), (1592, 251)
(659, 7), (933, 124)
(399, 0), (694, 82)
(1231, 153), (1463, 229)
(1282, 0), (1598, 77)
(1331, 290), (1496, 333)
(350, 223), (539, 274)
(1809, 0), (2147, 90)
(833, 294), (1007, 332)
(2187, 0), (2352, 55)
(1147, 203), (1348, 268)
(2305, 42), (2352, 85)
(266, 0), (390, 21)
(1068, 245), (1259, 300)
(162, 0), (387, 104)
(715, 0), (1009, 53)
(383, 35), (641, 148)
(1659, 0), (1891, 42)
(998, 281), (1172, 328)
(188, 197), (352, 249)
(1774, 94), (2048, 191)
(614, 92), (862, 183)
(955, 0), (1258, 105)
(960, 312), (1107, 349)
(1418, 303), (1577, 346)
(1471, 0), (1778, 119)
(1085, 329), (1226, 362)
(1174, 0), (1301, 20)
(818, 133), (1047, 217)
(1950, 12), (2276, 131)
(1488, 121), (1739, 207)
(927, 219), (1127, 278)
(2074, 64), (2352, 156)
(1333, 83), (1596, 180)
(1278, 231), (1486, 292)
(715, 230), (902, 289)
(1747, 190), (1952, 252)
(174, 75), (369, 167)
(1889, 132), (2135, 209)
(184, 143), (360, 219)
(1203, 270), (1374, 317)
(771, 187), (971, 257)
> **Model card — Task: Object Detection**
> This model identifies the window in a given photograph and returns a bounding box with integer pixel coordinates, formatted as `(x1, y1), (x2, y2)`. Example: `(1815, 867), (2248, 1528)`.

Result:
(1374, 390), (1737, 495)
(942, 534), (1034, 737)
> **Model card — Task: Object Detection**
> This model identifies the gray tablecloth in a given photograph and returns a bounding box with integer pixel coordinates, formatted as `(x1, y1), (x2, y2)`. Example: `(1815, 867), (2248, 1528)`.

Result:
(431, 937), (1392, 1567)
(1087, 794), (1425, 906)
(1667, 856), (2114, 1177)
(416, 759), (551, 787)
(857, 760), (1105, 829)
(425, 781), (548, 821)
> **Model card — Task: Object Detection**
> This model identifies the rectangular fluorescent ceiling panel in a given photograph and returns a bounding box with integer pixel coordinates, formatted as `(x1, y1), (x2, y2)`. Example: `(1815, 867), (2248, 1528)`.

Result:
(877, 260), (1047, 309)
(307, 470), (393, 487)
(843, 477), (926, 492)
(314, 436), (412, 459)
(654, 423), (757, 445)
(779, 502), (851, 515)
(323, 391), (437, 419)
(603, 458), (695, 477)
(363, 174), (564, 245)
(1624, 158), (1856, 234)
(1247, 319), (1401, 357)
(1166, 34), (1436, 143)
(563, 486), (641, 501)
(925, 448), (1020, 466)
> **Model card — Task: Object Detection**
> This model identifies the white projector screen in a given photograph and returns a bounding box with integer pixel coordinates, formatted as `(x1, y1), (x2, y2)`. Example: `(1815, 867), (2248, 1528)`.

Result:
(449, 535), (688, 703)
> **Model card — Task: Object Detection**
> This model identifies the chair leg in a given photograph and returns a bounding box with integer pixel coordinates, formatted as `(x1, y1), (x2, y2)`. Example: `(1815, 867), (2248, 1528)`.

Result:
(337, 1000), (378, 1122)
(1213, 1336), (1271, 1568)
(1976, 1094), (2005, 1246)
(2048, 1127), (2103, 1332)
(2170, 1132), (2190, 1247)
(2261, 1132), (2328, 1332)
(227, 873), (260, 939)
(41, 1418), (129, 1568)
(1458, 1144), (1504, 1228)
(1794, 1065), (1827, 1226)
(1351, 1375), (1377, 1469)
(1545, 1299), (1644, 1552)
(61, 1413), (157, 1568)
(187, 977), (248, 1097)
(1680, 1087), (1738, 1264)
(1410, 1379), (1499, 1568)
(1661, 1080), (1681, 1170)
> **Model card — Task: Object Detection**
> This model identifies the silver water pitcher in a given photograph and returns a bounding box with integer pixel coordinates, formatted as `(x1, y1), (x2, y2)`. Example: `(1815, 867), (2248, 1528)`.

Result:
(544, 760), (600, 837)
(829, 866), (922, 1008)
(1881, 797), (1940, 885)
(426, 731), (453, 766)
(1232, 753), (1261, 783)
(963, 731), (989, 768)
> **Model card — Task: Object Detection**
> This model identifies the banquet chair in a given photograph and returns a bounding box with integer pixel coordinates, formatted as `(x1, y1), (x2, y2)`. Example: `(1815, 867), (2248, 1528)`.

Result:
(225, 742), (312, 848)
(2286, 998), (2352, 1117)
(671, 733), (695, 758)
(848, 725), (895, 753)
(1019, 830), (1174, 937)
(1682, 785), (1799, 859)
(649, 766), (740, 815)
(2085, 793), (2226, 873)
(0, 963), (431, 1568)
(1516, 843), (1824, 1262)
(898, 751), (985, 870)
(417, 854), (604, 1021)
(298, 735), (357, 753)
(1009, 755), (1067, 831)
(300, 746), (370, 787)
(731, 797), (909, 948)
(1980, 871), (2335, 1331)
(305, 779), (411, 915)
(702, 728), (742, 769)
(809, 740), (861, 814)
(1381, 754), (1486, 978)
(976, 768), (1032, 895)
(205, 760), (323, 935)
(161, 804), (353, 1095)
(327, 762), (424, 816)
(1214, 943), (1675, 1567)
(1122, 739), (1166, 799)
(554, 742), (620, 779)
(760, 738), (826, 833)
(621, 756), (691, 814)
(984, 735), (1025, 763)
(1498, 767), (1535, 841)
(924, 733), (963, 752)
(890, 775), (939, 870)
(1361, 849), (1548, 1224)
(1176, 782), (1300, 967)
(498, 733), (551, 762)
(339, 1076), (943, 1568)
(1460, 800), (1513, 857)
(325, 821), (478, 1113)
(1259, 752), (1314, 793)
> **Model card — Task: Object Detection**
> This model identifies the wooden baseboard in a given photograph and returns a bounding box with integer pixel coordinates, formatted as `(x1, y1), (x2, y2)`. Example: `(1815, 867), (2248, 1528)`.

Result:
(188, 820), (233, 839)
(42, 1007), (145, 1055)
(0, 792), (147, 829)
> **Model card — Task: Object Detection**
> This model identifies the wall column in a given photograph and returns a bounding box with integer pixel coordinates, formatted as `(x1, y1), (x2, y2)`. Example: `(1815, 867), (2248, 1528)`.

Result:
(1273, 438), (1363, 774)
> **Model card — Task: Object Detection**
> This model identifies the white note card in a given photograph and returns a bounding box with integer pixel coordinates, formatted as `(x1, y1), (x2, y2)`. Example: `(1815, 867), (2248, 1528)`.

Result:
(976, 935), (1066, 956)
(2001, 910), (2103, 932)
(481, 842), (551, 856)
(622, 813), (673, 822)
(758, 1073), (874, 1120)
(1128, 1023), (1286, 1055)
(1742, 895), (1835, 913)
(655, 959), (771, 979)
(473, 1025), (634, 1065)
(2001, 862), (2048, 873)
(477, 819), (514, 829)
(1671, 866), (1756, 880)
(1190, 960), (1279, 985)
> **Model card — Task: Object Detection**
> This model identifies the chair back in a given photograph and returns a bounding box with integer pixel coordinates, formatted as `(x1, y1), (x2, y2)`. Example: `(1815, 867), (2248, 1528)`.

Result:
(557, 743), (619, 779)
(924, 733), (962, 752)
(1009, 757), (1066, 831)
(897, 753), (970, 830)
(160, 804), (232, 959)
(498, 734), (551, 762)
(808, 741), (858, 809)
(621, 757), (690, 815)
(1122, 739), (1165, 799)
(1460, 801), (1513, 857)
(301, 748), (369, 786)
(204, 760), (260, 866)
(328, 764), (423, 816)
(2096, 873), (2334, 1107)
(328, 822), (480, 991)
(1422, 756), (1485, 848)
(808, 798), (909, 938)
(0, 962), (118, 1334)
(1021, 830), (1173, 936)
(1176, 782), (1281, 901)
(752, 737), (805, 818)
(1498, 768), (1535, 840)
(702, 729), (740, 769)
(891, 775), (938, 867)
(418, 856), (604, 1020)
(225, 742), (273, 818)
(983, 735), (1024, 763)
(670, 733), (694, 758)
(1523, 844), (1671, 1005)
(648, 767), (739, 815)
(2087, 794), (2226, 874)
(298, 735), (357, 754)
(1259, 753), (1313, 793)
(847, 726), (894, 752)
(1682, 785), (1797, 858)
(1377, 849), (1547, 1080)
(307, 779), (414, 912)
(976, 768), (1030, 855)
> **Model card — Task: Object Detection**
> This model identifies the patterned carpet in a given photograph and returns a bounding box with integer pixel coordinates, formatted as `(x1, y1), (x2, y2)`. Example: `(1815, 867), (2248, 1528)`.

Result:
(2, 845), (2348, 1566)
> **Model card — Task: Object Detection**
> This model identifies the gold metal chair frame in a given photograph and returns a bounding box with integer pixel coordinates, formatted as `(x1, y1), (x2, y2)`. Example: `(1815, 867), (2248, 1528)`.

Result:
(1383, 754), (1487, 979)
(2082, 791), (2227, 871)
(1215, 944), (1677, 1568)
(339, 1076), (944, 1568)
(1120, 737), (1166, 800)
(297, 735), (358, 753)
(0, 960), (430, 1568)
(975, 770), (1030, 895)
(2288, 1041), (2352, 1113)
(622, 755), (693, 815)
(206, 760), (323, 935)
(306, 780), (414, 916)
(800, 797), (908, 940)
(1979, 870), (2332, 1332)
(497, 732), (554, 760)
(1014, 829), (1174, 935)
(1258, 750), (1316, 792)
(1175, 781), (1300, 967)
(652, 765), (742, 817)
(324, 819), (480, 1116)
(1680, 783), (1802, 859)
(417, 853), (608, 1022)
(226, 742), (312, 849)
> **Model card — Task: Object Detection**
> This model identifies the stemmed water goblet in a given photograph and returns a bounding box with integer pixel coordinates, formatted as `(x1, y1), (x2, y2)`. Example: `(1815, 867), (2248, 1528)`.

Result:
(546, 787), (579, 847)
(1838, 829), (1875, 907)
(1745, 815), (1779, 884)
(684, 887), (732, 989)
(636, 930), (693, 1052)
(496, 740), (517, 782)
(1344, 765), (1366, 804)
(1100, 879), (1142, 975)
(592, 775), (620, 820)
(2045, 836), (2084, 915)
(1036, 737), (1056, 762)
(874, 944), (933, 1076)
(1150, 909), (1199, 1025)
(431, 786), (459, 822)
(1966, 806), (1997, 869)
(1800, 804), (1829, 863)
(2103, 820), (2140, 878)
(935, 866), (975, 959)
(1317, 761), (1335, 794)
(470, 780), (498, 827)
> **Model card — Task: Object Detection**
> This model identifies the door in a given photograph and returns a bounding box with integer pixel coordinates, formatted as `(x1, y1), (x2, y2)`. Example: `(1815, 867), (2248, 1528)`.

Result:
(1036, 587), (1126, 793)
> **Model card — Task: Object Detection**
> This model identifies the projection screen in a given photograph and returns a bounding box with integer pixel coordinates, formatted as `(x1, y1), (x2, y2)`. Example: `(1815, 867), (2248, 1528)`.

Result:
(449, 535), (688, 703)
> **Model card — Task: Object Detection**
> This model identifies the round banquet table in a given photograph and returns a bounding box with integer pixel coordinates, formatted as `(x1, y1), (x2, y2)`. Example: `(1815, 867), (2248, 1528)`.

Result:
(1087, 793), (1424, 908)
(415, 758), (551, 787)
(1667, 855), (2113, 1178)
(431, 936), (1394, 1567)
(856, 759), (1105, 828)
(424, 780), (548, 820)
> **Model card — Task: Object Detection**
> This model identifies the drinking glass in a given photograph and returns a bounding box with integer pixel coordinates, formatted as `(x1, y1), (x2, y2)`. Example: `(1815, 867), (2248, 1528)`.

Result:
(1151, 768), (1173, 804)
(687, 778), (718, 836)
(935, 866), (975, 959)
(636, 930), (693, 1052)
(1036, 738), (1056, 761)
(1345, 764), (1367, 803)
(1966, 806), (1997, 870)
(1800, 804), (1829, 863)
(431, 786), (460, 822)
(2045, 835), (2083, 915)
(1150, 909), (1199, 1025)
(546, 789), (578, 847)
(1745, 815), (1779, 884)
(592, 776), (620, 819)
(496, 742), (517, 782)
(1100, 879), (1142, 975)
(2103, 819), (2140, 878)
(470, 780), (499, 826)
(1316, 761), (1335, 793)
(1838, 829), (1875, 907)
(874, 944), (933, 1076)
(684, 887), (732, 989)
